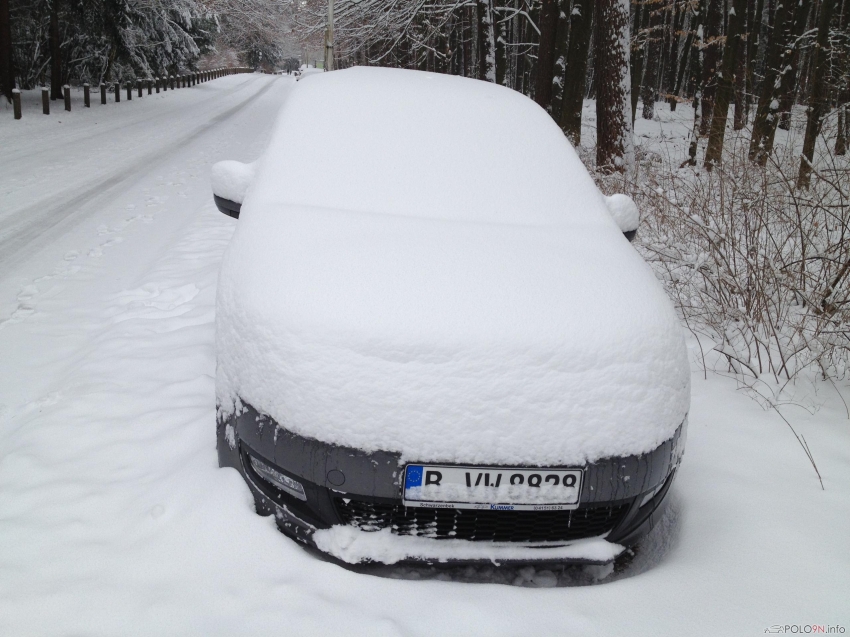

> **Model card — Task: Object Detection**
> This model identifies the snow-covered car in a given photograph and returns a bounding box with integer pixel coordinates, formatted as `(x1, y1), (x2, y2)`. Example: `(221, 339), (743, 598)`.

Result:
(212, 67), (690, 566)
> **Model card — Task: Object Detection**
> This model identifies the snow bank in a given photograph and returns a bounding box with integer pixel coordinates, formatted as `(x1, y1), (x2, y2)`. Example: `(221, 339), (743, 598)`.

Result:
(216, 67), (690, 465)
(313, 526), (624, 565)
(210, 160), (256, 203)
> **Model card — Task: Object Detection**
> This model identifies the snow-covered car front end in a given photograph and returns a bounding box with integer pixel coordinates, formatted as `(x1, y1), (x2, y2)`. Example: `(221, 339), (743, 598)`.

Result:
(214, 67), (690, 565)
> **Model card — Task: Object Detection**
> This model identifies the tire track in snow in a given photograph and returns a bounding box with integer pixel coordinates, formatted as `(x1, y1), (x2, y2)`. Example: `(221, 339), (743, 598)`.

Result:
(0, 77), (279, 270)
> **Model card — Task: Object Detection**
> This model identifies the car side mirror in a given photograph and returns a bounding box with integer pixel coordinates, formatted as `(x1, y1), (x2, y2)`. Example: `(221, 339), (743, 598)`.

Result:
(211, 160), (256, 219)
(604, 194), (639, 242)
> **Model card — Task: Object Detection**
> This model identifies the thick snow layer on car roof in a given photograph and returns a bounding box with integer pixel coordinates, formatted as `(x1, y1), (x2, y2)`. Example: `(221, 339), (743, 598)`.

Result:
(216, 68), (690, 465)
(248, 67), (618, 228)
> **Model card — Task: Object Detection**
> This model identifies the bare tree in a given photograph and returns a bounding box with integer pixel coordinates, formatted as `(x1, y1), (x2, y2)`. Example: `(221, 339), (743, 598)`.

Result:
(749, 0), (791, 165)
(534, 0), (559, 109)
(0, 0), (13, 101)
(595, 0), (634, 172)
(699, 0), (722, 135)
(704, 0), (747, 167)
(640, 0), (664, 119)
(477, 0), (496, 81)
(560, 0), (593, 144)
(798, 0), (837, 188)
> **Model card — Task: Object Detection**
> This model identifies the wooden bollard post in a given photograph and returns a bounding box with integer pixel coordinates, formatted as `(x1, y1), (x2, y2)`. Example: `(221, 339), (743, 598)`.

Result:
(147, 79), (152, 95)
(64, 84), (71, 111)
(138, 81), (142, 98)
(42, 87), (49, 114)
(115, 81), (120, 102)
(13, 88), (21, 119)
(100, 83), (106, 104)
(170, 75), (175, 90)
(126, 83), (131, 100)
(84, 83), (90, 107)
(155, 77), (160, 93)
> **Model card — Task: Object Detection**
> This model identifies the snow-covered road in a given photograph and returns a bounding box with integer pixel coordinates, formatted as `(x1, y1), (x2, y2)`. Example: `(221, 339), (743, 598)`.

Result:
(1, 75), (848, 636)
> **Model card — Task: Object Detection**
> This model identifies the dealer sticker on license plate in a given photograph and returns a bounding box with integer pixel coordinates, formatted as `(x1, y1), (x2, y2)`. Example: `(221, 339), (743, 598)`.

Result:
(402, 464), (583, 511)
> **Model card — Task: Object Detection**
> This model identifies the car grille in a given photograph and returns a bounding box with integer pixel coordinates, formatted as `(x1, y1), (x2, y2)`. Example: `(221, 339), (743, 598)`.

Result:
(333, 498), (630, 543)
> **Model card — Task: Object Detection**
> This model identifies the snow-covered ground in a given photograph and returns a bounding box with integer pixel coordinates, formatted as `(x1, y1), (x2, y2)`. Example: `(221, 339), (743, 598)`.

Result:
(1, 75), (848, 636)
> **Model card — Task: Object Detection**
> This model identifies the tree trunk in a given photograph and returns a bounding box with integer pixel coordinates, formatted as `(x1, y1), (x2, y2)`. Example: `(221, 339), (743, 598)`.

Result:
(836, 104), (847, 155)
(595, 0), (635, 172)
(798, 0), (836, 188)
(699, 0), (723, 135)
(777, 0), (812, 130)
(745, 0), (764, 116)
(495, 13), (507, 85)
(535, 0), (559, 109)
(673, 12), (696, 107)
(704, 0), (747, 168)
(664, 0), (683, 110)
(560, 0), (594, 145)
(687, 0), (705, 165)
(733, 8), (748, 130)
(463, 6), (473, 78)
(630, 0), (649, 122)
(549, 0), (572, 119)
(0, 0), (13, 102)
(49, 0), (62, 100)
(641, 0), (664, 119)
(748, 0), (790, 164)
(477, 0), (496, 82)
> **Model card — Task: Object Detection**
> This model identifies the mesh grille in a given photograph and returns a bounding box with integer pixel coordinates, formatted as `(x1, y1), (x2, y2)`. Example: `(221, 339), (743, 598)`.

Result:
(334, 498), (630, 543)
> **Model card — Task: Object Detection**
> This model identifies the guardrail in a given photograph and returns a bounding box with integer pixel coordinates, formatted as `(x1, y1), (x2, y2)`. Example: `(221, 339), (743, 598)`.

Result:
(9, 67), (254, 120)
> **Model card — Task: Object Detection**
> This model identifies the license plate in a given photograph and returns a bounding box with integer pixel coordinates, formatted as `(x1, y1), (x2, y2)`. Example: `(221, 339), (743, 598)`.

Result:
(402, 464), (583, 511)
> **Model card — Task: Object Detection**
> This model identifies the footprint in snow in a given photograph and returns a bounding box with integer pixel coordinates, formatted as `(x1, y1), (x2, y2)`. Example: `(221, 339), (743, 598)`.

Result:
(102, 237), (124, 247)
(64, 250), (79, 261)
(109, 282), (200, 322)
(17, 285), (38, 301)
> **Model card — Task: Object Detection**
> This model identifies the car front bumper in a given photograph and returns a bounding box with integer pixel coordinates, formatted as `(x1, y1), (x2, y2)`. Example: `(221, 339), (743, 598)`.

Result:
(217, 403), (684, 565)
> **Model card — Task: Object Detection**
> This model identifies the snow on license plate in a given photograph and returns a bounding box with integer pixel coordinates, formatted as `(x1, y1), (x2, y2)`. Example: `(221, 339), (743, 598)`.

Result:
(402, 465), (583, 511)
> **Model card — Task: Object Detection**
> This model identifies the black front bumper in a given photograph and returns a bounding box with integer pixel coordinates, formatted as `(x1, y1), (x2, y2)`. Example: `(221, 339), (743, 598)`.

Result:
(218, 403), (683, 563)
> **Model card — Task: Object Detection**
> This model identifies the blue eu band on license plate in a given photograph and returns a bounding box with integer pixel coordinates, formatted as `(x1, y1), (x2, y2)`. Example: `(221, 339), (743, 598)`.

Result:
(403, 464), (583, 511)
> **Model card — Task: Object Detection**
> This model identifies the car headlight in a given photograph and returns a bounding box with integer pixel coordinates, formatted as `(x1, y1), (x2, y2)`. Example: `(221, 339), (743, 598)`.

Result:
(249, 455), (307, 501)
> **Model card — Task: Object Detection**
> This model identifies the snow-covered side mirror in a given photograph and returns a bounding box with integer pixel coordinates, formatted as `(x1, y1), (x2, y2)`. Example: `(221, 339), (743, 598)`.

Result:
(604, 194), (640, 242)
(211, 160), (256, 219)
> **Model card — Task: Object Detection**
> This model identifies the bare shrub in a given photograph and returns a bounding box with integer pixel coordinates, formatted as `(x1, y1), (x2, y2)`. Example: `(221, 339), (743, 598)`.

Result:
(588, 130), (850, 406)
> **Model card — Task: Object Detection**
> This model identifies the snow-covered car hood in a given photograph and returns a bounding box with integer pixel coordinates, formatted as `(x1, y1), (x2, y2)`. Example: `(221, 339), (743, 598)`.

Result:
(215, 67), (689, 466)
